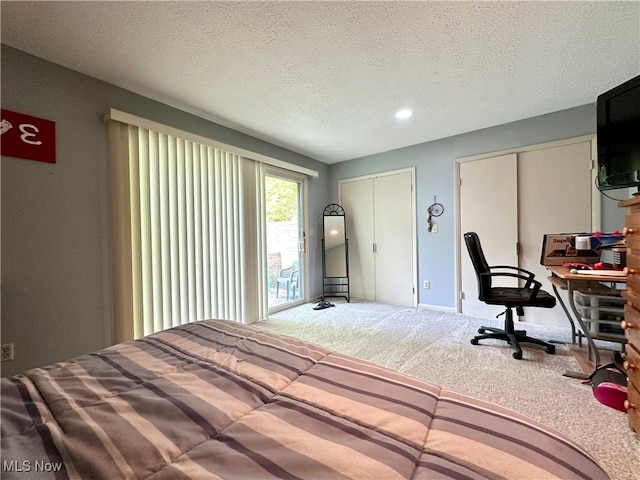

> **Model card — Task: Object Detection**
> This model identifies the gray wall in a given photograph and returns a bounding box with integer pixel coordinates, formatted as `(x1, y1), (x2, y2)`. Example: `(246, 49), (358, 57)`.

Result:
(1, 45), (329, 376)
(329, 105), (628, 308)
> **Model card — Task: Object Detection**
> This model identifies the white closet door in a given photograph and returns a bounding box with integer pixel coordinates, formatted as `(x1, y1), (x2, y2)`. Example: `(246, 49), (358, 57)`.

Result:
(518, 141), (593, 325)
(460, 154), (518, 318)
(459, 140), (595, 327)
(341, 178), (376, 300)
(374, 172), (414, 306)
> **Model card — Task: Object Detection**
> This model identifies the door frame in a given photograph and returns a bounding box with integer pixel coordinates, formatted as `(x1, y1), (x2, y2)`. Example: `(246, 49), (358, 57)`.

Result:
(338, 167), (418, 307)
(454, 135), (599, 313)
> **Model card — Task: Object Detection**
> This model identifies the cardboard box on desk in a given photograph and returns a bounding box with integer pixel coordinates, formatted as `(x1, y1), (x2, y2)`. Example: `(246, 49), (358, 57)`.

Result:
(540, 234), (600, 266)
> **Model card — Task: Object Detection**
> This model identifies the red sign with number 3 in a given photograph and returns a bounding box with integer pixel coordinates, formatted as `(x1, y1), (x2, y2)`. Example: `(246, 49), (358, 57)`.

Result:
(1, 109), (56, 164)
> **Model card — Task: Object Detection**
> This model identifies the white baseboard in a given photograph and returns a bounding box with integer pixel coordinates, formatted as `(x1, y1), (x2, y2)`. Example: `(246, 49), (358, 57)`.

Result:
(417, 303), (457, 313)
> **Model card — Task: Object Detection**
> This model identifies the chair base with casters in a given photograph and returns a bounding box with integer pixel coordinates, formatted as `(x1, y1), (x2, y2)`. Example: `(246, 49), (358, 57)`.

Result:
(471, 306), (556, 360)
(464, 231), (557, 360)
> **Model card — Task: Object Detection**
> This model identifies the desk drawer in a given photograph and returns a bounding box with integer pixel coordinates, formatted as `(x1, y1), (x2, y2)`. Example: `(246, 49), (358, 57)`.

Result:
(625, 272), (640, 293)
(626, 252), (640, 270)
(626, 211), (640, 226)
(625, 212), (640, 232)
(623, 304), (640, 345)
(623, 290), (640, 309)
(624, 213), (640, 250)
(625, 344), (640, 379)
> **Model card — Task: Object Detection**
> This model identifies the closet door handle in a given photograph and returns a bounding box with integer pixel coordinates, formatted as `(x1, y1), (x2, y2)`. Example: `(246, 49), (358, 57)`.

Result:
(373, 243), (377, 253)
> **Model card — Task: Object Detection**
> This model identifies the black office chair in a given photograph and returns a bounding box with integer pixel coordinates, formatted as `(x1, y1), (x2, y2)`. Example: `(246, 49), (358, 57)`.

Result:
(464, 232), (557, 359)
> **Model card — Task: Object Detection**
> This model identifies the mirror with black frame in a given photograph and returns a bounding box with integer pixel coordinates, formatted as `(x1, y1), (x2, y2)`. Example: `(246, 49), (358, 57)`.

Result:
(320, 204), (350, 303)
(324, 215), (347, 277)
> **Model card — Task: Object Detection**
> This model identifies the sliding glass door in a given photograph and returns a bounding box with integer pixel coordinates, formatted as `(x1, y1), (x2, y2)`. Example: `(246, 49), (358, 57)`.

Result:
(264, 169), (306, 312)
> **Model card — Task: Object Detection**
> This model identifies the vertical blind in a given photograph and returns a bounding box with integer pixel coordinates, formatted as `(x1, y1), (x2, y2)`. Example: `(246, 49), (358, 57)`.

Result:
(109, 120), (267, 343)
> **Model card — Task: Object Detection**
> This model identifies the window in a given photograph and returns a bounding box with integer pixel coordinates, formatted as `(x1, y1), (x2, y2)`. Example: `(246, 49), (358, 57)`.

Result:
(108, 120), (265, 341)
(107, 110), (316, 343)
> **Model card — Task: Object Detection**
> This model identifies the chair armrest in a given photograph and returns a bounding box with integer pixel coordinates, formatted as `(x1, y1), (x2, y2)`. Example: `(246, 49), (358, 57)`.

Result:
(277, 267), (294, 279)
(480, 271), (543, 301)
(489, 265), (536, 288)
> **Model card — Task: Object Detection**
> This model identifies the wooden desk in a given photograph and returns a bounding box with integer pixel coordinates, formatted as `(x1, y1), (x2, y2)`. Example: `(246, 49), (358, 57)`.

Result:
(547, 266), (626, 367)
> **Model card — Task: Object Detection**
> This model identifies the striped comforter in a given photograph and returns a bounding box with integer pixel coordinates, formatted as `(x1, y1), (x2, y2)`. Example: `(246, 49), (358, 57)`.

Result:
(1, 320), (609, 479)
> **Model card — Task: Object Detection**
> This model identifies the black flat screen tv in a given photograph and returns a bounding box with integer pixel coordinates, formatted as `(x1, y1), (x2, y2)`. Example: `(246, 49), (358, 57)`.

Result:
(596, 74), (640, 192)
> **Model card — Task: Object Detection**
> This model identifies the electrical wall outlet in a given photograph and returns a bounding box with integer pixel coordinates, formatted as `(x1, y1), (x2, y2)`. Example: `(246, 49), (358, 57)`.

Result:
(423, 280), (430, 289)
(1, 343), (14, 362)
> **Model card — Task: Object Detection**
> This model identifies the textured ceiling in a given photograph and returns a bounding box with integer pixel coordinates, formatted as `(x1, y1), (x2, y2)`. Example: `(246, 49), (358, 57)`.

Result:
(1, 1), (639, 164)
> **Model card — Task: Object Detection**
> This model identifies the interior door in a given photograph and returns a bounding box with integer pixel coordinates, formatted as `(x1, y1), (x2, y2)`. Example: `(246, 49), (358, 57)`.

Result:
(373, 172), (415, 306)
(460, 154), (518, 317)
(340, 169), (416, 306)
(341, 178), (375, 300)
(459, 140), (596, 327)
(518, 141), (594, 325)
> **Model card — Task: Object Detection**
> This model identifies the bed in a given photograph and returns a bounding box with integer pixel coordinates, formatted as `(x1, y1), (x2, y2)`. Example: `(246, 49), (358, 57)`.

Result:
(1, 319), (609, 479)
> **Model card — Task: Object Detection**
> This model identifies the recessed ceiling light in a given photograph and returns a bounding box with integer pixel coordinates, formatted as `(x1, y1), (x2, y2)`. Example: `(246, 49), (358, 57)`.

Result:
(395, 109), (412, 119)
